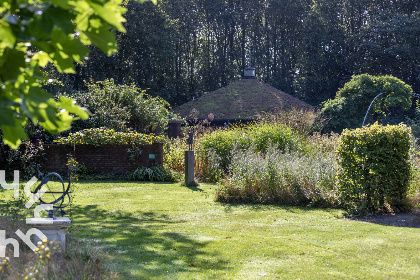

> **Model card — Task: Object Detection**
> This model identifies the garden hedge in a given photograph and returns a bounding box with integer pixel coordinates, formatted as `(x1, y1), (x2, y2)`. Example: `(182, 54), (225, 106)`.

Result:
(336, 123), (411, 214)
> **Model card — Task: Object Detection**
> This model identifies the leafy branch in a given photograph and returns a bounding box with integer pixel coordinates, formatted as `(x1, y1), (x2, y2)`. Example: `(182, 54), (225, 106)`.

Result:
(0, 0), (153, 148)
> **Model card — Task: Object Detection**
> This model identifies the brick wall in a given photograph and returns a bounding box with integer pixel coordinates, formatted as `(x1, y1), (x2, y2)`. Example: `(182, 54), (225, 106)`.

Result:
(43, 144), (163, 174)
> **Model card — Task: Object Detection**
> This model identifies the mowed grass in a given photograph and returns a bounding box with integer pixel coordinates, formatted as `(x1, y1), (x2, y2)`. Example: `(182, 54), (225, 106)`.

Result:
(64, 181), (420, 279)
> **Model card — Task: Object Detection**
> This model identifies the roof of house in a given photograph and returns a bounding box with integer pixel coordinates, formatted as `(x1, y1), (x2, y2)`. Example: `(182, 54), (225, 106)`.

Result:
(173, 79), (313, 119)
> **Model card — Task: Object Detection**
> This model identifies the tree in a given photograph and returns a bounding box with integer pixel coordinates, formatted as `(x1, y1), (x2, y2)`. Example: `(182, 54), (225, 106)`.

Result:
(319, 74), (413, 133)
(0, 0), (154, 149)
(40, 0), (420, 110)
(355, 11), (420, 93)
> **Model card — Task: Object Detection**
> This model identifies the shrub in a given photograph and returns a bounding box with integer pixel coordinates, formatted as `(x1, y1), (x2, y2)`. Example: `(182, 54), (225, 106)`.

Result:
(65, 79), (177, 134)
(408, 152), (420, 208)
(197, 129), (240, 174)
(163, 137), (187, 174)
(336, 123), (412, 215)
(0, 141), (45, 180)
(54, 127), (165, 146)
(405, 100), (420, 143)
(320, 74), (413, 133)
(195, 147), (223, 182)
(197, 123), (305, 181)
(128, 166), (179, 182)
(216, 146), (339, 207)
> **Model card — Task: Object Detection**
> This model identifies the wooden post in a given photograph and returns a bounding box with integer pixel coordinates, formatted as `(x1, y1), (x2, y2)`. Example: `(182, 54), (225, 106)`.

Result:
(185, 150), (195, 186)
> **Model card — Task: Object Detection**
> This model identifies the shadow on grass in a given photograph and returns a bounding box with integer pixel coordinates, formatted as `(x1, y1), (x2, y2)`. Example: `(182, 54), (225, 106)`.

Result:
(77, 180), (181, 185)
(348, 211), (420, 228)
(69, 204), (229, 279)
(186, 185), (204, 192)
(220, 202), (337, 213)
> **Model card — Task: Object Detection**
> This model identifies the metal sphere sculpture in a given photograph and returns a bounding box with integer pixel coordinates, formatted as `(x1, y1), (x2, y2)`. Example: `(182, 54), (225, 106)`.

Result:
(33, 172), (71, 219)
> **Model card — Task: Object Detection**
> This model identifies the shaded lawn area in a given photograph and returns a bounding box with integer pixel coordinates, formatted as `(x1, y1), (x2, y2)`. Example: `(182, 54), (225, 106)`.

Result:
(67, 181), (420, 279)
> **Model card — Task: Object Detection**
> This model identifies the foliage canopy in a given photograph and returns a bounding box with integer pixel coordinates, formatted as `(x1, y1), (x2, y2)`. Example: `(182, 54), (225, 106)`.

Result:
(320, 74), (413, 133)
(63, 1), (420, 107)
(0, 0), (153, 148)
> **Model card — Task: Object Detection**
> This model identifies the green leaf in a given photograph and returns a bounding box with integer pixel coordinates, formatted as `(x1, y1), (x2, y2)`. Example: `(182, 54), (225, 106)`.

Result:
(87, 0), (127, 33)
(1, 120), (28, 149)
(45, 6), (75, 35)
(0, 23), (16, 49)
(0, 105), (16, 126)
(51, 0), (72, 9)
(58, 96), (90, 120)
(0, 48), (25, 81)
(32, 51), (51, 67)
(73, 0), (91, 31)
(48, 28), (89, 72)
(23, 86), (54, 120)
(83, 25), (118, 56)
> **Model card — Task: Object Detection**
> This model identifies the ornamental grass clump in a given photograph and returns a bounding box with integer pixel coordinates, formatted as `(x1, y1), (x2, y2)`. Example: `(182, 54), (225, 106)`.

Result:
(163, 137), (187, 174)
(408, 154), (420, 208)
(258, 108), (321, 136)
(216, 145), (339, 207)
(336, 123), (412, 215)
(197, 123), (305, 182)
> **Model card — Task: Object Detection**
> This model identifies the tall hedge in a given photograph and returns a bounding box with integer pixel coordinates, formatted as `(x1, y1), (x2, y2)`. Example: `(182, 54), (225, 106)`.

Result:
(336, 123), (411, 214)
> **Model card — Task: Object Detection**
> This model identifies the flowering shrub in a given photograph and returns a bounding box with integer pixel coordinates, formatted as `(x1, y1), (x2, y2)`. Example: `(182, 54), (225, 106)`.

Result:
(54, 127), (165, 146)
(0, 257), (10, 277)
(24, 239), (55, 279)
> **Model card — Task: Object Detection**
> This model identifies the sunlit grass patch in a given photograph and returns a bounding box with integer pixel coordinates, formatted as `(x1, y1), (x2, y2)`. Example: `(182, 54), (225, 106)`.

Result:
(67, 181), (420, 279)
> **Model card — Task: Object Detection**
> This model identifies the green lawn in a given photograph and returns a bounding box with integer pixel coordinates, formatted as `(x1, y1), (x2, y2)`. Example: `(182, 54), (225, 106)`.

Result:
(67, 181), (420, 279)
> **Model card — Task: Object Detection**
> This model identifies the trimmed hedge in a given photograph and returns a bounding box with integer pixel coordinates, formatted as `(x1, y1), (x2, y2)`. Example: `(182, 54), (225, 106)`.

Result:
(54, 127), (165, 146)
(336, 123), (411, 215)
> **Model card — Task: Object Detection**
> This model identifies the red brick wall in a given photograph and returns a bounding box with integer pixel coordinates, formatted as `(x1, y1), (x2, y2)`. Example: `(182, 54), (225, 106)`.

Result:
(43, 144), (163, 174)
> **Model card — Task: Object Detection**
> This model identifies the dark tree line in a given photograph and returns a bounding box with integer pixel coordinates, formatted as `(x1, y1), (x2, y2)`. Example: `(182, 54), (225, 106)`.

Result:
(65, 0), (420, 107)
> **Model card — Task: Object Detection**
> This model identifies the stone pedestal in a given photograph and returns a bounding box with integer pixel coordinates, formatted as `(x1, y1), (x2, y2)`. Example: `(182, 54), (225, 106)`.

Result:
(185, 150), (195, 186)
(27, 217), (71, 251)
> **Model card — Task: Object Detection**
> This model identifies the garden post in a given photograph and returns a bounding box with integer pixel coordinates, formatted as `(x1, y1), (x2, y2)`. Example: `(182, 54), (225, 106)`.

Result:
(185, 150), (195, 186)
(185, 132), (195, 186)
